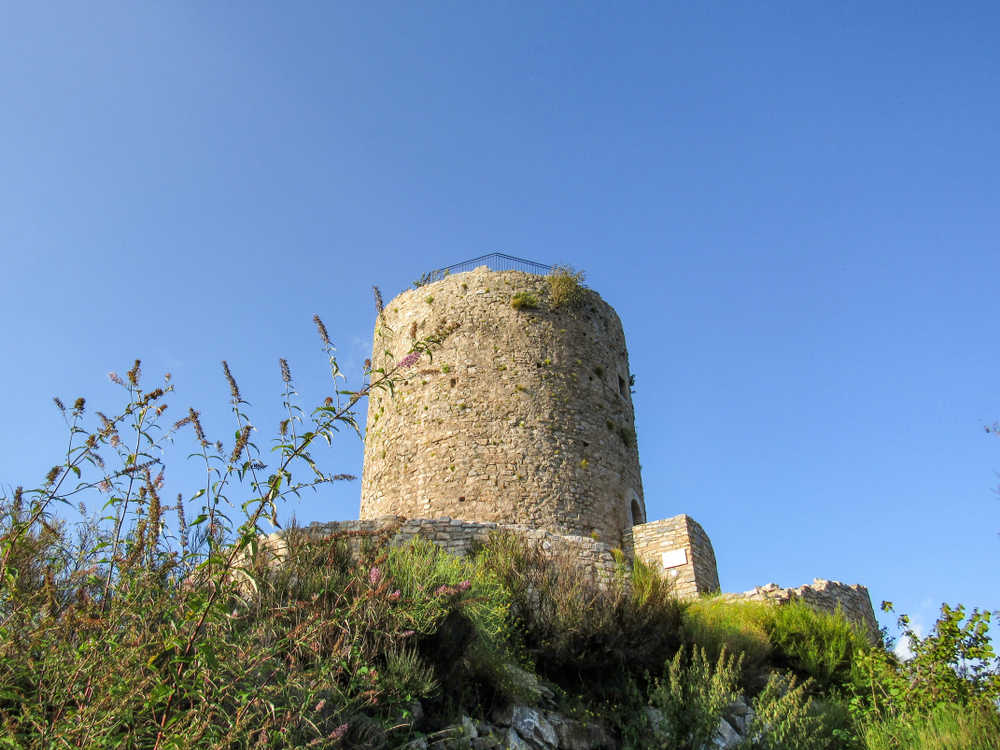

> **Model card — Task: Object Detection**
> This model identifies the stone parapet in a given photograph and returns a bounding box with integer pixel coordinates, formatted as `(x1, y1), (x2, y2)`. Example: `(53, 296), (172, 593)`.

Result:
(728, 579), (880, 641)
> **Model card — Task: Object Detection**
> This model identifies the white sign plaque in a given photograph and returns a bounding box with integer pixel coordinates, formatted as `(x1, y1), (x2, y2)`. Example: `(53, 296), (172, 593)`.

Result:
(661, 548), (687, 569)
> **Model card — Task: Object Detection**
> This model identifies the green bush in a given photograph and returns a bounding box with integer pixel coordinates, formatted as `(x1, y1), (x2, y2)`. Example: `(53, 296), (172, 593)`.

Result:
(850, 603), (1000, 728)
(0, 321), (458, 747)
(743, 671), (828, 750)
(510, 292), (539, 310)
(476, 531), (683, 702)
(648, 645), (742, 749)
(547, 266), (585, 310)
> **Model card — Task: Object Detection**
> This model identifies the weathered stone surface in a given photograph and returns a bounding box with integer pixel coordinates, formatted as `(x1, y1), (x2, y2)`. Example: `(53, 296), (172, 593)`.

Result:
(472, 734), (503, 750)
(551, 715), (614, 750)
(504, 727), (533, 750)
(491, 705), (514, 728)
(511, 706), (558, 749)
(709, 717), (742, 749)
(462, 715), (478, 738)
(361, 268), (645, 548)
(724, 698), (753, 735)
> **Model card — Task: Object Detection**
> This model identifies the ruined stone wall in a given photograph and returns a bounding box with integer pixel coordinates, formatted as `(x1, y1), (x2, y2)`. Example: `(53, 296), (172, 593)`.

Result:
(361, 267), (644, 547)
(728, 579), (880, 641)
(260, 516), (624, 588)
(625, 515), (720, 598)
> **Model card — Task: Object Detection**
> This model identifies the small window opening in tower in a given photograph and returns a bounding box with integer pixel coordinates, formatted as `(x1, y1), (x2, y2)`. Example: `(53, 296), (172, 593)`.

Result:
(618, 376), (627, 396)
(626, 488), (645, 528)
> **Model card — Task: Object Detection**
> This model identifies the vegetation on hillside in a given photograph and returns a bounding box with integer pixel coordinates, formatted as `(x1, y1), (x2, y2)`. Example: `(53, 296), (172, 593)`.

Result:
(1, 316), (997, 748)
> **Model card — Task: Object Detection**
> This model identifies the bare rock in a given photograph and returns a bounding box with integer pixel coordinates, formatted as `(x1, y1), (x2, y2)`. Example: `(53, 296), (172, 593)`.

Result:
(550, 714), (615, 750)
(512, 707), (558, 749)
(709, 717), (742, 749)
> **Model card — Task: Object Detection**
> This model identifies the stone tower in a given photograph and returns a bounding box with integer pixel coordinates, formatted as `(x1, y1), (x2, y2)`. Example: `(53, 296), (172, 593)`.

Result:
(360, 265), (645, 547)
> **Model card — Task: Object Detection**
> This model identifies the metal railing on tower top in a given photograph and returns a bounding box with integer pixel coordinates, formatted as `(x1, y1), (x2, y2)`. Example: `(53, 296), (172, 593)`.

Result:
(413, 253), (553, 287)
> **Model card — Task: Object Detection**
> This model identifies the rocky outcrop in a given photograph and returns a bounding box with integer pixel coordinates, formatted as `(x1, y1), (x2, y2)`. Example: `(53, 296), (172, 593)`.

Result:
(405, 696), (758, 750)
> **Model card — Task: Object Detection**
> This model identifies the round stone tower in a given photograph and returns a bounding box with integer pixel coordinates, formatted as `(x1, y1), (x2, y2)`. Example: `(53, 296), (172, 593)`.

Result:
(360, 266), (645, 546)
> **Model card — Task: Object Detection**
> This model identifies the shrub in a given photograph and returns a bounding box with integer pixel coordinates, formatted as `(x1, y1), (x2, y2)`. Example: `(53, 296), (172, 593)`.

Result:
(0, 319), (454, 747)
(850, 603), (1000, 725)
(510, 292), (538, 310)
(744, 671), (827, 750)
(547, 266), (585, 310)
(648, 645), (743, 748)
(476, 532), (683, 703)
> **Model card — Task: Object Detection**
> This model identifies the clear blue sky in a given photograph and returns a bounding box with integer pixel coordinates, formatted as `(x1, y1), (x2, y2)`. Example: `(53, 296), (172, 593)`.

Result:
(2, 2), (998, 639)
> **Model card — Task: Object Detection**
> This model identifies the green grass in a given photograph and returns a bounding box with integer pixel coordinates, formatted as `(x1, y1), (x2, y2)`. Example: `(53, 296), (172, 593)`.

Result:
(765, 599), (872, 691)
(681, 597), (774, 681)
(861, 703), (1000, 750)
(681, 596), (872, 694)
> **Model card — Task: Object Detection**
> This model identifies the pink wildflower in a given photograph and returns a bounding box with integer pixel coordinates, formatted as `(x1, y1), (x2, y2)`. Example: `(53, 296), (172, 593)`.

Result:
(369, 566), (382, 585)
(396, 352), (420, 369)
(331, 723), (349, 740)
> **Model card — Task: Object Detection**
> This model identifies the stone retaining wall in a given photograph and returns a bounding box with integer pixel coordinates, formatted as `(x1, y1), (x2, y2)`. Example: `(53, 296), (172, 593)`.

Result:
(260, 515), (623, 588)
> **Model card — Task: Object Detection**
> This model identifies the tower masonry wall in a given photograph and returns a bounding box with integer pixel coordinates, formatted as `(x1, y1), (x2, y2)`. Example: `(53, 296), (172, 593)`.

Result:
(361, 267), (644, 547)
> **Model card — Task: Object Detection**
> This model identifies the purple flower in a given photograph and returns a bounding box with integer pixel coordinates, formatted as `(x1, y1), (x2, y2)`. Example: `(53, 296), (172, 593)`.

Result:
(457, 580), (471, 592)
(389, 590), (401, 601)
(396, 353), (420, 369)
(331, 723), (349, 740)
(369, 566), (382, 585)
